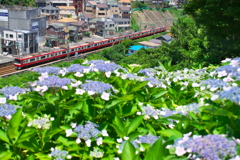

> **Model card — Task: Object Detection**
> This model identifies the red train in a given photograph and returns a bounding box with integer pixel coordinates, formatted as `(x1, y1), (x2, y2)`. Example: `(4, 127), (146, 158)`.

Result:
(14, 27), (166, 69)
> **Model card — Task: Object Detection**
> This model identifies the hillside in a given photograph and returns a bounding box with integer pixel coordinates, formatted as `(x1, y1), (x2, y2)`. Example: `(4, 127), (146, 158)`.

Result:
(131, 9), (178, 30)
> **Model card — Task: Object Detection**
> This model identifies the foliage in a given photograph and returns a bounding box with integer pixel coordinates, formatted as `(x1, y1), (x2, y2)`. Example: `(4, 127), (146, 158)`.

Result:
(130, 17), (140, 32)
(184, 0), (240, 63)
(131, 1), (147, 9)
(0, 0), (36, 6)
(1, 58), (240, 159)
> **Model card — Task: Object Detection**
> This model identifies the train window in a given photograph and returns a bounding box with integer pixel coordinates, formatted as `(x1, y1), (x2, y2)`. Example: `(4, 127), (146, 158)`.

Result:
(41, 56), (46, 59)
(71, 49), (74, 52)
(94, 44), (97, 46)
(62, 51), (66, 54)
(30, 58), (35, 62)
(14, 59), (21, 64)
(23, 60), (28, 64)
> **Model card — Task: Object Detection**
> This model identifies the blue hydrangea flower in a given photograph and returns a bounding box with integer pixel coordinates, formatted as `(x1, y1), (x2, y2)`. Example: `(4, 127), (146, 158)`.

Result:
(36, 76), (71, 88)
(86, 60), (107, 65)
(175, 103), (200, 116)
(74, 121), (101, 140)
(138, 68), (156, 77)
(81, 81), (113, 94)
(175, 134), (237, 160)
(50, 147), (68, 160)
(143, 77), (165, 88)
(32, 66), (61, 74)
(141, 106), (161, 119)
(0, 86), (26, 98)
(66, 64), (90, 73)
(0, 104), (17, 118)
(121, 73), (141, 80)
(218, 87), (240, 104)
(200, 79), (230, 91)
(93, 63), (122, 72)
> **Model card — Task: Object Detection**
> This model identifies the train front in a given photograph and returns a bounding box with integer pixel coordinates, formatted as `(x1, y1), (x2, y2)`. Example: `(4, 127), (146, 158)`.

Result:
(14, 58), (22, 69)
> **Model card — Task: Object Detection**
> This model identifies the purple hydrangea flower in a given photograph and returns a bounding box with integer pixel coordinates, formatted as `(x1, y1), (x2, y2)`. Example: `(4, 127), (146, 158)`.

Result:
(74, 121), (101, 140)
(50, 148), (68, 160)
(66, 64), (90, 73)
(32, 66), (61, 75)
(0, 104), (17, 118)
(93, 63), (122, 72)
(175, 134), (237, 160)
(81, 81), (113, 94)
(36, 76), (71, 88)
(0, 86), (26, 98)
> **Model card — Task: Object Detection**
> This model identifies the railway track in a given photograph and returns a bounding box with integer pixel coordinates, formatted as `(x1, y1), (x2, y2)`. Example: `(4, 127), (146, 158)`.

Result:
(0, 47), (107, 78)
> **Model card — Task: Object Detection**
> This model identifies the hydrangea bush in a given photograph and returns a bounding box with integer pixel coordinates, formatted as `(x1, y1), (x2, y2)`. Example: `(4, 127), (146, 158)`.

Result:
(0, 57), (240, 159)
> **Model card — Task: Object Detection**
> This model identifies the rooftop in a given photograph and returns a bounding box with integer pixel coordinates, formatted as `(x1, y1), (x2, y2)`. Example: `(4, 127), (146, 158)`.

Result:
(57, 18), (77, 23)
(70, 21), (86, 26)
(57, 6), (75, 10)
(129, 45), (148, 50)
(149, 39), (162, 44)
(113, 18), (130, 22)
(96, 4), (109, 8)
(87, 1), (97, 5)
(49, 23), (65, 29)
(84, 13), (93, 18)
(41, 5), (59, 10)
(138, 41), (161, 47)
(118, 0), (131, 3)
(119, 6), (130, 11)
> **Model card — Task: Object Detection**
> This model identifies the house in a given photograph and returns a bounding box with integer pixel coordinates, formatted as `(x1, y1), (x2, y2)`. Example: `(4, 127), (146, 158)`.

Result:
(46, 23), (67, 47)
(96, 4), (109, 18)
(119, 6), (130, 19)
(85, 1), (97, 18)
(79, 13), (93, 22)
(73, 0), (84, 15)
(0, 6), (46, 55)
(70, 21), (90, 35)
(117, 0), (131, 7)
(68, 26), (82, 42)
(156, 34), (173, 43)
(41, 5), (60, 21)
(107, 0), (121, 18)
(127, 45), (148, 55)
(57, 6), (76, 19)
(95, 18), (115, 36)
(35, 0), (73, 7)
(113, 18), (130, 31)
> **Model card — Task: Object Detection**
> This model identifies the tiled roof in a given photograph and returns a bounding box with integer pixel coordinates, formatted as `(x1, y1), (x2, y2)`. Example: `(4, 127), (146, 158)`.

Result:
(70, 21), (86, 26)
(84, 13), (93, 18)
(41, 5), (59, 10)
(118, 0), (131, 3)
(88, 1), (97, 5)
(119, 6), (130, 11)
(149, 39), (162, 44)
(96, 4), (109, 8)
(57, 18), (78, 23)
(49, 23), (65, 29)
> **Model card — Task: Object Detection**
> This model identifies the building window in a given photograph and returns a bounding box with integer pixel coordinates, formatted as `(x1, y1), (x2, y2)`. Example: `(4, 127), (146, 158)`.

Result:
(10, 34), (13, 38)
(18, 35), (22, 38)
(6, 34), (8, 38)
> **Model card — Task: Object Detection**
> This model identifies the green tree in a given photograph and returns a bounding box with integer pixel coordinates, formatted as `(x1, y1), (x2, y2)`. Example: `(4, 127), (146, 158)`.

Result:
(184, 0), (240, 60)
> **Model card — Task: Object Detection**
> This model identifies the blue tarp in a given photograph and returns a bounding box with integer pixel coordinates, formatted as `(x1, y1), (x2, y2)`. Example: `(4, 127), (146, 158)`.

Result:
(128, 45), (148, 51)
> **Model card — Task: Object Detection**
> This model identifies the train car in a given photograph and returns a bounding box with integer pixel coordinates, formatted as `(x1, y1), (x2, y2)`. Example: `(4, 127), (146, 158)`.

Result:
(14, 27), (166, 69)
